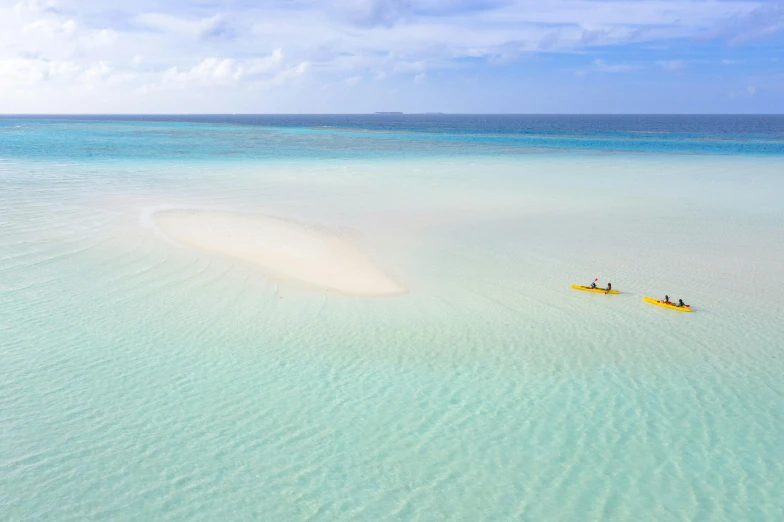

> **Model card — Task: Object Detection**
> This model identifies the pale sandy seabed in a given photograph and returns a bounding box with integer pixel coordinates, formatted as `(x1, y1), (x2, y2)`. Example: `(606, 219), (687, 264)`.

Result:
(153, 209), (406, 296)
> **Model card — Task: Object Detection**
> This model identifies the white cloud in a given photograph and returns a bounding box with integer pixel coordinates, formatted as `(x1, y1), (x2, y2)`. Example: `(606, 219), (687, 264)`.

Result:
(333, 0), (413, 28)
(163, 58), (244, 87)
(593, 60), (640, 73)
(23, 18), (76, 37)
(269, 61), (310, 85)
(79, 61), (120, 88)
(14, 0), (60, 15)
(729, 84), (760, 99)
(392, 61), (426, 74)
(709, 2), (784, 45)
(199, 14), (237, 41)
(245, 49), (285, 76)
(134, 12), (198, 36)
(156, 51), (306, 90)
(577, 59), (643, 75)
(0, 58), (79, 85)
(87, 28), (119, 47)
(0, 56), (136, 91)
(344, 75), (363, 86)
(657, 59), (686, 72)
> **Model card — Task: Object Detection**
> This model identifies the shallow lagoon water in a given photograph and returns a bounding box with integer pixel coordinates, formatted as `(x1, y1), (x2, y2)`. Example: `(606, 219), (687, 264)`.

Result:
(1, 117), (783, 520)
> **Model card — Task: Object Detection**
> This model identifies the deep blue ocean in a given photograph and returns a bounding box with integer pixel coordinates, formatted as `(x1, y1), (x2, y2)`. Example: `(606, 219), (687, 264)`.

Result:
(2, 115), (783, 161)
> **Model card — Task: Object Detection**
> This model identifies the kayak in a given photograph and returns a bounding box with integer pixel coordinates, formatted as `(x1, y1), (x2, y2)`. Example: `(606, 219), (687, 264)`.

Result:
(643, 296), (693, 312)
(571, 284), (619, 294)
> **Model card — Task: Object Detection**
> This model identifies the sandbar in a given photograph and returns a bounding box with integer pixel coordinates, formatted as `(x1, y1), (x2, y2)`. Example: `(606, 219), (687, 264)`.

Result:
(153, 209), (405, 296)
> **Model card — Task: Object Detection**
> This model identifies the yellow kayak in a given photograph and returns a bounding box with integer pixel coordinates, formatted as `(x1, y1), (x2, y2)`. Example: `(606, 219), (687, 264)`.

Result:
(643, 296), (693, 312)
(571, 284), (619, 294)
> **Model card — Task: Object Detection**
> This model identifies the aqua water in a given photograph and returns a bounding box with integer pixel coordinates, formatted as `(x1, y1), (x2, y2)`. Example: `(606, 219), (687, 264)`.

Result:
(1, 116), (783, 520)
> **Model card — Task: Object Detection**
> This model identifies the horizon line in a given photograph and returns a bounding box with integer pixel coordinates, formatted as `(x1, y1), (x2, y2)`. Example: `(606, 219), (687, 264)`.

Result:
(2, 113), (784, 117)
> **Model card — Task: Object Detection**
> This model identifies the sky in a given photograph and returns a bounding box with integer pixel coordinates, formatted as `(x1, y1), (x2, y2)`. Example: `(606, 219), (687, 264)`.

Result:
(0, 0), (783, 113)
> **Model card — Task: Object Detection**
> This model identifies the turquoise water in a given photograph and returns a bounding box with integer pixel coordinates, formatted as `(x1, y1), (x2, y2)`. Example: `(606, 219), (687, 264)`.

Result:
(1, 117), (783, 520)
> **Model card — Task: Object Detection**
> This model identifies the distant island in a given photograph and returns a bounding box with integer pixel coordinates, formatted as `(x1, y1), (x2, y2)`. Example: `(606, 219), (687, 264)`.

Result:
(373, 112), (447, 115)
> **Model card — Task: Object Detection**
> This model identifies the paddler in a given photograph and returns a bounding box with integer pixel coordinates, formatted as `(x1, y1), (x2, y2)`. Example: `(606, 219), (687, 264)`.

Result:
(605, 282), (612, 294)
(677, 299), (685, 307)
(664, 295), (670, 303)
(590, 281), (597, 289)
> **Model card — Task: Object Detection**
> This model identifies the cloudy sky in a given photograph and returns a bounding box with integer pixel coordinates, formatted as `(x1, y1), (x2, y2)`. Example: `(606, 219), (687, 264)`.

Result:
(1, 0), (782, 113)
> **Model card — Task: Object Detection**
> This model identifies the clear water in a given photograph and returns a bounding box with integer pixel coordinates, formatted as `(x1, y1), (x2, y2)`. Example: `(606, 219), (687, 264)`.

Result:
(1, 116), (783, 520)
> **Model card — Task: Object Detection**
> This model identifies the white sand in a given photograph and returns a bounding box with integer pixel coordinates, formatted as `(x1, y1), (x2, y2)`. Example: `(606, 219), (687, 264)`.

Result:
(153, 209), (406, 296)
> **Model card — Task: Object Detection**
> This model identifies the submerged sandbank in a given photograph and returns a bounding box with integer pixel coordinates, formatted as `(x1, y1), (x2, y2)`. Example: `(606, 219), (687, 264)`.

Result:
(153, 209), (405, 296)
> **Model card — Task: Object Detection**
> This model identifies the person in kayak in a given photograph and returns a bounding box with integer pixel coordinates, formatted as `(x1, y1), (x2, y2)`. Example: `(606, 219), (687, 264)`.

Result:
(605, 282), (612, 294)
(677, 299), (685, 307)
(664, 295), (670, 303)
(590, 281), (597, 289)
